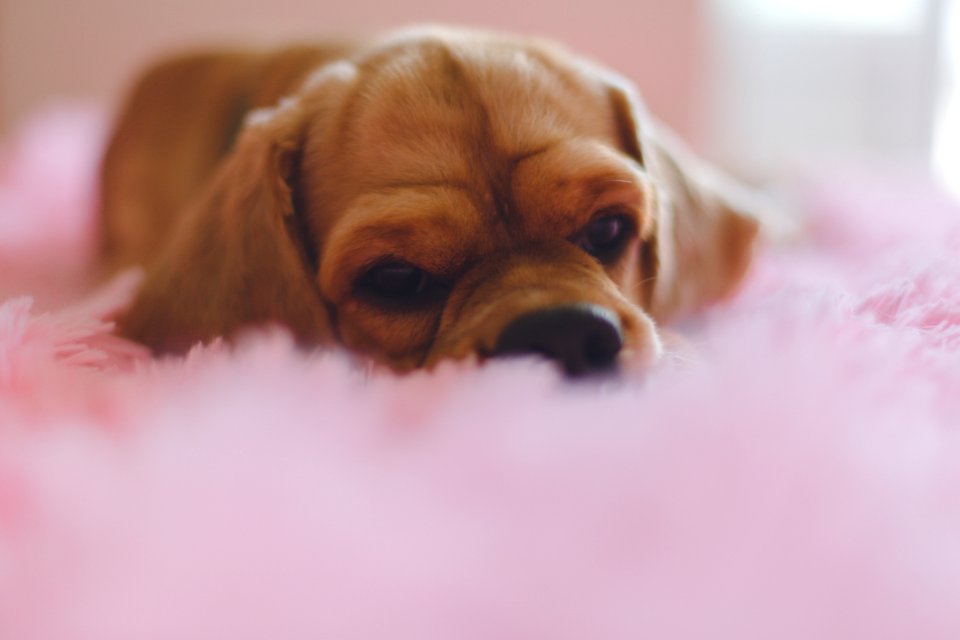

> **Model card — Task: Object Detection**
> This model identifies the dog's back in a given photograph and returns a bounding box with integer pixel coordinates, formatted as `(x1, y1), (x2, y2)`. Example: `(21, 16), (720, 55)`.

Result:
(99, 43), (354, 272)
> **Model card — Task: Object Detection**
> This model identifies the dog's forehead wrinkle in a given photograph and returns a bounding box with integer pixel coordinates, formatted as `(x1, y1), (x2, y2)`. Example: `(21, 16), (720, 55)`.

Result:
(322, 36), (646, 286)
(336, 38), (617, 246)
(379, 178), (472, 193)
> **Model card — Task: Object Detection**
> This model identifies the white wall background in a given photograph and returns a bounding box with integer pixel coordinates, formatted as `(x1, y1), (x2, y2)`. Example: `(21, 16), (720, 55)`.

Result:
(933, 0), (960, 196)
(703, 0), (943, 177)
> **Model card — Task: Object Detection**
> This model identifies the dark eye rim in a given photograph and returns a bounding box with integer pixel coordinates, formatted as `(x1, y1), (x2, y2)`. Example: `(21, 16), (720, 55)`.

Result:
(353, 258), (450, 310)
(572, 210), (637, 263)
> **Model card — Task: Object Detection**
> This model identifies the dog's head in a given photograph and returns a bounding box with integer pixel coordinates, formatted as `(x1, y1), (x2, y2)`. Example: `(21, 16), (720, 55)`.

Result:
(123, 28), (759, 375)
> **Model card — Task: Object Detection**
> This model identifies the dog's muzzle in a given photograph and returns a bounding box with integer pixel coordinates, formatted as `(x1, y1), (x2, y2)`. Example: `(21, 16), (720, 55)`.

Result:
(493, 303), (624, 376)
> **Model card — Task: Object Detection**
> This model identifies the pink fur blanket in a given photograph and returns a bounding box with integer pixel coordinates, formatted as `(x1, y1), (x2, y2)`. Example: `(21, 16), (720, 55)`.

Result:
(2, 108), (960, 639)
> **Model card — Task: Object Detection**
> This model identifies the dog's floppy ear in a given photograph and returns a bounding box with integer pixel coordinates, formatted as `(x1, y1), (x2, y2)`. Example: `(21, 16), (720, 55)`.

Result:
(608, 81), (761, 322)
(118, 96), (331, 353)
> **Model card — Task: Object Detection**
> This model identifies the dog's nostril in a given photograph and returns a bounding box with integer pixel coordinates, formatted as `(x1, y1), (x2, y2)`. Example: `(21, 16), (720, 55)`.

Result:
(493, 304), (624, 376)
(584, 328), (622, 368)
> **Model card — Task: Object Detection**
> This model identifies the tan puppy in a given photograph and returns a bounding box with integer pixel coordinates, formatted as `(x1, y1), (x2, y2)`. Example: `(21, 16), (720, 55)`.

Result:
(100, 27), (760, 375)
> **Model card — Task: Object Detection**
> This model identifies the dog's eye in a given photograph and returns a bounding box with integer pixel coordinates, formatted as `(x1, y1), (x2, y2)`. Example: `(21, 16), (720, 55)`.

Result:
(356, 260), (449, 308)
(362, 261), (428, 298)
(575, 214), (633, 261)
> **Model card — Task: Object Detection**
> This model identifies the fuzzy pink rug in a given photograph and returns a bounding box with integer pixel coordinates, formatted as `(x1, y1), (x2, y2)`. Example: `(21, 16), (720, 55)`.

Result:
(2, 107), (960, 639)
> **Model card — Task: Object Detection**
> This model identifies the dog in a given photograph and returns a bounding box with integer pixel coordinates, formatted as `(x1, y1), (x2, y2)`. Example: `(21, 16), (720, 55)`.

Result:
(99, 26), (762, 375)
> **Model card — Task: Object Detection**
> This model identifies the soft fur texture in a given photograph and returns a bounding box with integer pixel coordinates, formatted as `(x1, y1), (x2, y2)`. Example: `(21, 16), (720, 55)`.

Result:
(3, 109), (960, 639)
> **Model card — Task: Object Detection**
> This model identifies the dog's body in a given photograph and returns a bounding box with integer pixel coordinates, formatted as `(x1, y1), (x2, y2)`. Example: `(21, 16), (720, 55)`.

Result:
(100, 27), (760, 374)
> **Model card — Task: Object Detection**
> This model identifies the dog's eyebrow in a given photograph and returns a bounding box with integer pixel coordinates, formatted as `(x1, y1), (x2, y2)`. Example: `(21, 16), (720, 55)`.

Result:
(319, 216), (477, 300)
(374, 144), (556, 197)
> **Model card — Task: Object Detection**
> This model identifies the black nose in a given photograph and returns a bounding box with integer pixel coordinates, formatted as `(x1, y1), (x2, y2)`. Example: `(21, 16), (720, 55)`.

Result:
(493, 304), (624, 376)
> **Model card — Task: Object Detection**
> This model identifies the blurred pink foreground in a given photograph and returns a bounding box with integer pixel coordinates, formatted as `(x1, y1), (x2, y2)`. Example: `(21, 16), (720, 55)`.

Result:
(2, 108), (960, 639)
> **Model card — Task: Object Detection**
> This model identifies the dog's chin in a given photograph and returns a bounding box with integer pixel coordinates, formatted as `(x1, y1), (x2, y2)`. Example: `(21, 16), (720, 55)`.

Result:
(617, 340), (664, 377)
(359, 350), (482, 377)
